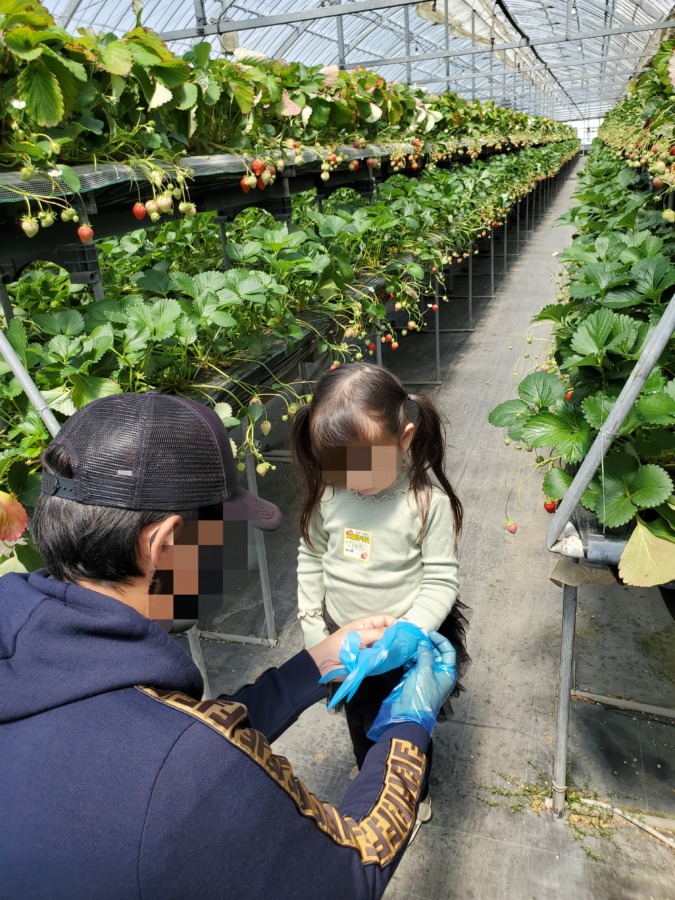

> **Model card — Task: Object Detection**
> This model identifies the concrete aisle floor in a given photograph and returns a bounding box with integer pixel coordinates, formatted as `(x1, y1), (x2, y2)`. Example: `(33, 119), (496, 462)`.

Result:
(184, 157), (675, 899)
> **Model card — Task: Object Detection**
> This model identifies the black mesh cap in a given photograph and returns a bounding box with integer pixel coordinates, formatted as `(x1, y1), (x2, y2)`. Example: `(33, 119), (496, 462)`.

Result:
(40, 392), (282, 531)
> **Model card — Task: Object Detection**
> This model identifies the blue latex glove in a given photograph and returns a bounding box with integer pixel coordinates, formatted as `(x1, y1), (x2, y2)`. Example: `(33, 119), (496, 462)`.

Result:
(367, 631), (457, 740)
(320, 622), (431, 708)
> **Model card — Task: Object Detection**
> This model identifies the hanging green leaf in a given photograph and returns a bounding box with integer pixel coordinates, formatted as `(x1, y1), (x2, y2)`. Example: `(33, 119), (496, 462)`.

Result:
(517, 371), (567, 408)
(543, 467), (573, 500)
(101, 39), (133, 75)
(521, 408), (593, 463)
(570, 308), (615, 357)
(18, 59), (64, 126)
(70, 375), (122, 408)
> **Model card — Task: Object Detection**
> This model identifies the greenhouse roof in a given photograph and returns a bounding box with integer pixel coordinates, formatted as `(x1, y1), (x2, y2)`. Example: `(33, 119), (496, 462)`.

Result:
(49, 0), (675, 122)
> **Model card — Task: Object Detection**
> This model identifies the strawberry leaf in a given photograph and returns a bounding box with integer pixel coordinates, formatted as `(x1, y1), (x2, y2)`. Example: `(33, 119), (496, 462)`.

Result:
(521, 408), (593, 463)
(636, 392), (675, 425)
(619, 517), (675, 587)
(543, 467), (573, 500)
(517, 371), (567, 408)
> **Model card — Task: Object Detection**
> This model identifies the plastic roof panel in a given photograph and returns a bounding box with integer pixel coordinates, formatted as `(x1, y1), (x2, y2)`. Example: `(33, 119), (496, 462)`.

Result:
(49, 0), (675, 122)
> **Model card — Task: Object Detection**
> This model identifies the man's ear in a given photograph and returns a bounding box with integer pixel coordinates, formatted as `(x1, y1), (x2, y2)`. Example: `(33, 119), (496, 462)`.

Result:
(138, 516), (183, 573)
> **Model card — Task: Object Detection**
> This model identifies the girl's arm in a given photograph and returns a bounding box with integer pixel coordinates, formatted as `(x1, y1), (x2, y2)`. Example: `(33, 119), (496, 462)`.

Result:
(297, 509), (331, 649)
(401, 491), (459, 632)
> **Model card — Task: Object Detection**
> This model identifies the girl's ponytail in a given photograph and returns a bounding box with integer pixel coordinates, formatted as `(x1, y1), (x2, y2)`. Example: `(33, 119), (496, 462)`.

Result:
(408, 393), (463, 548)
(290, 404), (323, 550)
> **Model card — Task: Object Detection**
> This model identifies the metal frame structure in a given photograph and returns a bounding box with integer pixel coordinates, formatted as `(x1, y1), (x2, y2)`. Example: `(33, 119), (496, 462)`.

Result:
(48, 0), (675, 126)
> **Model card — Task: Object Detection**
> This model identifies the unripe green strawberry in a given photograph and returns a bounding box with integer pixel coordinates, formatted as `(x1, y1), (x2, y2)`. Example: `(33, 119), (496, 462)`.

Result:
(256, 462), (270, 477)
(19, 165), (35, 182)
(39, 210), (55, 227)
(237, 462), (246, 472)
(60, 207), (76, 222)
(20, 215), (39, 238)
(662, 208), (675, 223)
(260, 420), (272, 436)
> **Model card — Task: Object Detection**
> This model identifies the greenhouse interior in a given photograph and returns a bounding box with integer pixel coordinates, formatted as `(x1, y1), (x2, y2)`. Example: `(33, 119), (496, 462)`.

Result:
(1, 0), (674, 897)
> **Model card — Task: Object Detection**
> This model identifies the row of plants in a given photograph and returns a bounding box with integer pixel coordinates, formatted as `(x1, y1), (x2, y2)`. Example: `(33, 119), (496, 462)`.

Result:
(0, 0), (577, 237)
(489, 141), (675, 587)
(599, 37), (675, 197)
(0, 140), (579, 572)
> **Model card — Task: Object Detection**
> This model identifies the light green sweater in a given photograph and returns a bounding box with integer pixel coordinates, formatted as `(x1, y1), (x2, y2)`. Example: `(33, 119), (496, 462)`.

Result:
(297, 468), (460, 648)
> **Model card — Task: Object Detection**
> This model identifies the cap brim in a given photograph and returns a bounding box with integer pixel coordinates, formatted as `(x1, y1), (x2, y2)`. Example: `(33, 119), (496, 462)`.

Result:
(221, 487), (283, 531)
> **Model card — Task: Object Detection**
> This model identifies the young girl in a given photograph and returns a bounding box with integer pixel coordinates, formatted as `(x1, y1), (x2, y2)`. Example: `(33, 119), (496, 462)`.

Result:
(291, 362), (469, 787)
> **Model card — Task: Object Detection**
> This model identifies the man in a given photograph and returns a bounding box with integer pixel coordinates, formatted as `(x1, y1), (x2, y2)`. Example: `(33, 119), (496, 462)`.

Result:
(0, 392), (454, 899)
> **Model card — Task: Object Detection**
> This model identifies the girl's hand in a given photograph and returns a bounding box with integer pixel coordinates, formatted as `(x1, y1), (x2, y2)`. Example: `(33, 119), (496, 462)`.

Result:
(307, 614), (396, 680)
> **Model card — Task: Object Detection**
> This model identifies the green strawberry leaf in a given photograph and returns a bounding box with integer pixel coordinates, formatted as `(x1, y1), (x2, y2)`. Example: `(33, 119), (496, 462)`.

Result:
(101, 39), (133, 75)
(488, 399), (532, 428)
(18, 58), (64, 127)
(636, 392), (675, 425)
(543, 467), (573, 500)
(521, 408), (593, 463)
(630, 464), (674, 509)
(570, 308), (615, 357)
(70, 375), (122, 408)
(517, 371), (567, 408)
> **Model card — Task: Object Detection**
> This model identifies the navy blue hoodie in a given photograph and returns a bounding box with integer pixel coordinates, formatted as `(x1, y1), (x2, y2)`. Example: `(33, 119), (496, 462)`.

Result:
(1, 570), (430, 899)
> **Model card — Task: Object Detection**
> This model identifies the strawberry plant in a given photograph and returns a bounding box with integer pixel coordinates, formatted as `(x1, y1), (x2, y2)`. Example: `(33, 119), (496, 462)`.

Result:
(490, 141), (674, 586)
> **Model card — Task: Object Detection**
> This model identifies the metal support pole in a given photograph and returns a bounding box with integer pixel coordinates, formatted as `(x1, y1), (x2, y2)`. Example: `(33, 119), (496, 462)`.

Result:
(0, 327), (60, 437)
(503, 217), (508, 273)
(244, 453), (277, 643)
(516, 198), (520, 254)
(490, 229), (494, 297)
(336, 0), (346, 68)
(0, 283), (14, 323)
(471, 8), (476, 100)
(403, 5), (412, 85)
(187, 626), (212, 699)
(434, 274), (441, 381)
(552, 582), (577, 816)
(468, 250), (473, 329)
(525, 191), (529, 235)
(374, 328), (383, 366)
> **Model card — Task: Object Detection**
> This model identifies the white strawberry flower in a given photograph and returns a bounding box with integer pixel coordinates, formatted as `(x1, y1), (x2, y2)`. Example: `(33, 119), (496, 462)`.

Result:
(10, 99), (26, 109)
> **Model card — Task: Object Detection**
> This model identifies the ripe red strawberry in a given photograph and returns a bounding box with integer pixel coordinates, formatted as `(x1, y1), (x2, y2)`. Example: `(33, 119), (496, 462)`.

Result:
(565, 390), (573, 401)
(431, 266), (437, 273)
(327, 153), (337, 163)
(505, 520), (517, 534)
(251, 159), (266, 176)
(411, 162), (419, 170)
(431, 304), (438, 311)
(384, 334), (392, 343)
(257, 177), (267, 191)
(349, 160), (360, 171)
(77, 224), (94, 243)
(412, 138), (422, 148)
(544, 499), (557, 513)
(368, 342), (376, 352)
(670, 146), (675, 156)
(240, 179), (251, 193)
(366, 157), (377, 168)
(391, 341), (399, 350)
(132, 202), (147, 220)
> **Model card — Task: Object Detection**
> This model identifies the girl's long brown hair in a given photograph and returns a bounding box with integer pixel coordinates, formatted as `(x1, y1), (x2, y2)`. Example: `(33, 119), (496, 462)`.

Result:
(291, 362), (463, 550)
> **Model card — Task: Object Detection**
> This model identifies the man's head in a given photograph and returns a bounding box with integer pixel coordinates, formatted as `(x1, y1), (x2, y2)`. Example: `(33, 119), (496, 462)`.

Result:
(31, 392), (282, 630)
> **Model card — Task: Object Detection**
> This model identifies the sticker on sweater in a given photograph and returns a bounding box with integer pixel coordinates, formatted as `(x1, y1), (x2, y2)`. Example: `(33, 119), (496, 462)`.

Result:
(343, 528), (371, 561)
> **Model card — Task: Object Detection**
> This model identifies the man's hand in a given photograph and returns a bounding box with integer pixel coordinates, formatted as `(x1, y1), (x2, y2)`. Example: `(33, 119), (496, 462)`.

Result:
(307, 615), (396, 680)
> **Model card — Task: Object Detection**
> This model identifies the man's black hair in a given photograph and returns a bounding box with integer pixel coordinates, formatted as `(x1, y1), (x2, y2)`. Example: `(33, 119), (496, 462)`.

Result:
(32, 444), (181, 585)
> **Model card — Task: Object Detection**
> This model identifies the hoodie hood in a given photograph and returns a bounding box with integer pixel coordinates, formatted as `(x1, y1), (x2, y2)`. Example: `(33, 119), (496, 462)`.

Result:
(0, 570), (203, 722)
